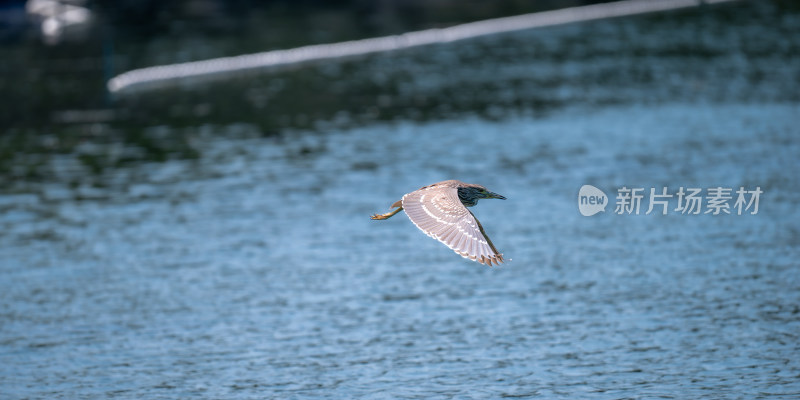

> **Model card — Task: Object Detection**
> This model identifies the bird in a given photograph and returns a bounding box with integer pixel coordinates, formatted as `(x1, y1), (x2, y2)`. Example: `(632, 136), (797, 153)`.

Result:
(371, 180), (507, 266)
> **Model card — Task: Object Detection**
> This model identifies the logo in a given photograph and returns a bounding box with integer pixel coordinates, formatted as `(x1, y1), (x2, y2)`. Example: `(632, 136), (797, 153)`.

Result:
(578, 185), (607, 216)
(577, 185), (763, 216)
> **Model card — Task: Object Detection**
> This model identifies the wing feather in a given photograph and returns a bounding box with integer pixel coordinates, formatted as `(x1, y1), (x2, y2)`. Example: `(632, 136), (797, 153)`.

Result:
(401, 185), (504, 266)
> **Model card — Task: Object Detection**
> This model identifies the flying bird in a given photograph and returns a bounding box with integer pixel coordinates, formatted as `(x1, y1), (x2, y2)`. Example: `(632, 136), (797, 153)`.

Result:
(371, 180), (506, 266)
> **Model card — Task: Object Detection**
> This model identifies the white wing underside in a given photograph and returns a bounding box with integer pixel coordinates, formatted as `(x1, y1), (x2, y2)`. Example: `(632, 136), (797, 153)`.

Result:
(402, 186), (504, 266)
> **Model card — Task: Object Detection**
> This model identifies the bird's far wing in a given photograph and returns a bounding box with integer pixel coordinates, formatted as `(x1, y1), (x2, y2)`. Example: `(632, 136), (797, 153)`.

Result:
(402, 186), (504, 266)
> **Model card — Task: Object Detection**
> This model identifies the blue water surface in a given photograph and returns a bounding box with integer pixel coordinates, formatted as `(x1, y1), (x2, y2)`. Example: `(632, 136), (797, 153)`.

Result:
(1, 1), (799, 398)
(1, 103), (799, 399)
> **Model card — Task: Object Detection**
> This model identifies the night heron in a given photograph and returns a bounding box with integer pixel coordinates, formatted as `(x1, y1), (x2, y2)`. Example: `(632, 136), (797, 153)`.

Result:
(371, 180), (507, 266)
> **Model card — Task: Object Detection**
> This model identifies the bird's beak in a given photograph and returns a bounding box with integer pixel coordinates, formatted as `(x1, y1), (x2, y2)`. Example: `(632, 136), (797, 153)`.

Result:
(488, 192), (506, 200)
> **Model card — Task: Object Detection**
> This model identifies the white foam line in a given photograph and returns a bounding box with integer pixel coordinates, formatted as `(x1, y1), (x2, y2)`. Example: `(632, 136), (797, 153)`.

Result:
(107, 0), (739, 93)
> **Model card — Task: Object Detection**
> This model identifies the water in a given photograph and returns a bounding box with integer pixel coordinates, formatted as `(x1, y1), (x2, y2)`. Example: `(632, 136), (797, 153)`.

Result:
(2, 103), (798, 398)
(2, 1), (800, 399)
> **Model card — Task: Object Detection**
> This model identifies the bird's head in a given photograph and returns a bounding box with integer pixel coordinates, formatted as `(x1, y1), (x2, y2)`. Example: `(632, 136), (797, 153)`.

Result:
(458, 183), (506, 206)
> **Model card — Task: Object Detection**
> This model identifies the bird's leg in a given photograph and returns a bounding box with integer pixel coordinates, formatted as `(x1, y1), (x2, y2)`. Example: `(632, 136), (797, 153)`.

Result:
(371, 206), (403, 220)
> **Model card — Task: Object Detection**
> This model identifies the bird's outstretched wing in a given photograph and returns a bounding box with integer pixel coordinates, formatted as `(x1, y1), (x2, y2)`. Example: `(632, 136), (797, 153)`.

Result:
(402, 186), (504, 266)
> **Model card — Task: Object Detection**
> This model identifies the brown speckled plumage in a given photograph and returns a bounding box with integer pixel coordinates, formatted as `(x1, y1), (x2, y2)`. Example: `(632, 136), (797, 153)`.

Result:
(371, 180), (506, 266)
